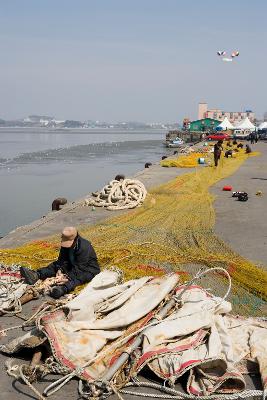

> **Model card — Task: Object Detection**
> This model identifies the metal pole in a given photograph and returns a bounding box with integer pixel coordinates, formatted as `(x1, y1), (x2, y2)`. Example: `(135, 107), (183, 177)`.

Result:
(100, 293), (178, 383)
(99, 270), (204, 385)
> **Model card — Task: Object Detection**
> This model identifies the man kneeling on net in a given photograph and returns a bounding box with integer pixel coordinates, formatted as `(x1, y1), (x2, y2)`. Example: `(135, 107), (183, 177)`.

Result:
(20, 226), (100, 299)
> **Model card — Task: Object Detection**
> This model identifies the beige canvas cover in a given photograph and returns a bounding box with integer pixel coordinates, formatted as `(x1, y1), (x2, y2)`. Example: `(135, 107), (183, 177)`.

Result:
(1, 271), (267, 397)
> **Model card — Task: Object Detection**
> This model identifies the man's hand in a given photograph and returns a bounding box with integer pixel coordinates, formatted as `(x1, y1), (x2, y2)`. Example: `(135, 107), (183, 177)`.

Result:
(55, 270), (68, 285)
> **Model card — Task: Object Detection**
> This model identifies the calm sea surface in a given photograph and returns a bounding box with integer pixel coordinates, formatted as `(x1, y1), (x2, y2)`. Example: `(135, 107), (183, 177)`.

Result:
(0, 128), (171, 236)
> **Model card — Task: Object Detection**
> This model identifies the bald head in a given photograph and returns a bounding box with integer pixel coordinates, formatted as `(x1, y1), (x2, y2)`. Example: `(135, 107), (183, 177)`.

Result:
(61, 226), (78, 248)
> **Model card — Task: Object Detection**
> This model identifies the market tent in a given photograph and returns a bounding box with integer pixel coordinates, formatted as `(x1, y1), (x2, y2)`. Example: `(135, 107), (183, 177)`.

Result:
(258, 121), (267, 129)
(235, 117), (255, 131)
(217, 117), (234, 130)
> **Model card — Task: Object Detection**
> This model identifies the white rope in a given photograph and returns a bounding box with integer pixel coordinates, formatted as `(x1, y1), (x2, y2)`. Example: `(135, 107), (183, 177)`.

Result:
(43, 268), (232, 397)
(120, 381), (264, 399)
(78, 380), (264, 400)
(0, 264), (25, 316)
(84, 178), (147, 210)
(0, 265), (69, 329)
(120, 389), (263, 400)
(5, 360), (46, 400)
(19, 365), (48, 400)
(0, 281), (23, 315)
(0, 302), (53, 338)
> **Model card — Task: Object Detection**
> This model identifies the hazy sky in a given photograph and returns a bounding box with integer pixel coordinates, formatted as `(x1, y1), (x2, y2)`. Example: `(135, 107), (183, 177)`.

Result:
(0, 0), (266, 122)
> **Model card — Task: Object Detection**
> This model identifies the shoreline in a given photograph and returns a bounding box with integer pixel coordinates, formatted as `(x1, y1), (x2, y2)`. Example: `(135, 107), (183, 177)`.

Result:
(0, 126), (167, 133)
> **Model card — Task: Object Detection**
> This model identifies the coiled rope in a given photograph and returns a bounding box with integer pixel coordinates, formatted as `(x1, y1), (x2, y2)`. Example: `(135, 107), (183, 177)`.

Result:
(84, 178), (147, 210)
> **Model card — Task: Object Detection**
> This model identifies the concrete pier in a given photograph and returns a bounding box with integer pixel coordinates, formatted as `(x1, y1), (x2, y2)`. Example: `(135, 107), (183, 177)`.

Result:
(0, 141), (266, 400)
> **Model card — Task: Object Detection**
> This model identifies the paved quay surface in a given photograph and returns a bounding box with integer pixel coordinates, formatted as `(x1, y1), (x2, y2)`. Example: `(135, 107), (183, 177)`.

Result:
(212, 141), (267, 267)
(0, 142), (266, 399)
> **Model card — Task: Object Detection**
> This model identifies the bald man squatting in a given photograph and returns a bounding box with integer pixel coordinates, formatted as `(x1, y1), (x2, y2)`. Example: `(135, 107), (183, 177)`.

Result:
(20, 227), (100, 299)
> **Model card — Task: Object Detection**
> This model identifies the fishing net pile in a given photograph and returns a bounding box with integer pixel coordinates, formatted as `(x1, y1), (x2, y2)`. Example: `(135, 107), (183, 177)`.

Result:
(1, 270), (266, 399)
(84, 178), (147, 210)
(161, 146), (258, 168)
(161, 152), (211, 168)
(0, 152), (266, 317)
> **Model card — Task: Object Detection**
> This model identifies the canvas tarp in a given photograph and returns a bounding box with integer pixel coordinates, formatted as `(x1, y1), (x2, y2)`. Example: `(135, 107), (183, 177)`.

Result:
(1, 271), (267, 397)
(134, 285), (267, 395)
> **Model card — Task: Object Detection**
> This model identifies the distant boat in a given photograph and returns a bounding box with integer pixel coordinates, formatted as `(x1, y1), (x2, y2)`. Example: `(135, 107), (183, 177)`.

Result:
(166, 137), (185, 148)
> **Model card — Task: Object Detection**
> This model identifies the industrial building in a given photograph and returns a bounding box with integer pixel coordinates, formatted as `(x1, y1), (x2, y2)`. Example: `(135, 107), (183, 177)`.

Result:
(198, 103), (255, 123)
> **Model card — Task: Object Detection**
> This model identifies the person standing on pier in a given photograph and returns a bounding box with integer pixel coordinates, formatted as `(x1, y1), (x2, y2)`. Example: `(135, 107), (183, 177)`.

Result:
(213, 139), (223, 167)
(250, 131), (256, 144)
(20, 226), (100, 298)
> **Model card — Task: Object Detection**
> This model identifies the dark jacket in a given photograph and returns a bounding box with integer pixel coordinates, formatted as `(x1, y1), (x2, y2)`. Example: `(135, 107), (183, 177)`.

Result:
(214, 142), (222, 155)
(41, 235), (100, 283)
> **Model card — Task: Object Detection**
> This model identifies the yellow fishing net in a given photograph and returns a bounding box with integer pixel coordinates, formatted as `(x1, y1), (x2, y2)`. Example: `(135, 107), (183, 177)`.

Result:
(161, 152), (208, 168)
(161, 146), (259, 168)
(0, 149), (266, 316)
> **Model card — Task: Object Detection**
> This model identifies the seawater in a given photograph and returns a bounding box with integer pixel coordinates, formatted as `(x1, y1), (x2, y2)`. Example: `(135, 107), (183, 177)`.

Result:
(0, 128), (171, 236)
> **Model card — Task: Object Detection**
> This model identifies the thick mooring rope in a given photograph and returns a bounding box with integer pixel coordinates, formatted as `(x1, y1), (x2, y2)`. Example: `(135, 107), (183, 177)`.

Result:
(84, 178), (147, 210)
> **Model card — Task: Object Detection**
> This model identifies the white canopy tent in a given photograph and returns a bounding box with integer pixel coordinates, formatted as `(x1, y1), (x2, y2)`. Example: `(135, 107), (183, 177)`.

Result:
(217, 117), (235, 130)
(258, 121), (267, 130)
(235, 117), (255, 131)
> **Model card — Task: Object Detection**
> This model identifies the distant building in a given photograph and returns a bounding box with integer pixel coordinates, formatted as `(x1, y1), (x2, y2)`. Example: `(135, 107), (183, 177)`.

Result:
(189, 118), (220, 132)
(198, 103), (255, 123)
(24, 115), (54, 123)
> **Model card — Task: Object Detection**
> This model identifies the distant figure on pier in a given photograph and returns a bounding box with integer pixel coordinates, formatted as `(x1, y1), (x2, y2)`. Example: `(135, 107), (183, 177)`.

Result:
(213, 140), (223, 167)
(225, 150), (233, 158)
(255, 132), (259, 143)
(20, 227), (100, 299)
(249, 132), (256, 144)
